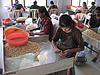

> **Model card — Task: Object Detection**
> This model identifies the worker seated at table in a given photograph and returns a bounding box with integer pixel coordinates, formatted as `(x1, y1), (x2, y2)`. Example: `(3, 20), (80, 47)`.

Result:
(30, 0), (40, 18)
(29, 6), (54, 42)
(89, 7), (100, 28)
(87, 2), (96, 14)
(51, 14), (84, 75)
(13, 0), (25, 17)
(52, 14), (84, 58)
(48, 1), (59, 16)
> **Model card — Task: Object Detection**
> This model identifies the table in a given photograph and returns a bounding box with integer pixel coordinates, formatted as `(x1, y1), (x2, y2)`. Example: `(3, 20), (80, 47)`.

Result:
(82, 29), (100, 62)
(2, 33), (74, 75)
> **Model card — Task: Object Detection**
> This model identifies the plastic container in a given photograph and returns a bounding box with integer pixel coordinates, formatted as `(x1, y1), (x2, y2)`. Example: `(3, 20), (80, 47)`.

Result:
(5, 27), (24, 37)
(2, 18), (12, 26)
(6, 32), (29, 46)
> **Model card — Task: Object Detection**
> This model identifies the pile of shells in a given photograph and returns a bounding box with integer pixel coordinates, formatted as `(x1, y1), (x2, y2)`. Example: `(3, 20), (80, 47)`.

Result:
(5, 41), (40, 57)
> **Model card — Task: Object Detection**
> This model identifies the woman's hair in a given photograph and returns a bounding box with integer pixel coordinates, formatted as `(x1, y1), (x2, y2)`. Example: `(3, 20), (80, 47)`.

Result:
(50, 1), (54, 5)
(15, 0), (19, 4)
(38, 6), (50, 18)
(34, 1), (37, 5)
(59, 14), (75, 29)
(91, 2), (95, 5)
(83, 2), (88, 9)
(83, 2), (86, 5)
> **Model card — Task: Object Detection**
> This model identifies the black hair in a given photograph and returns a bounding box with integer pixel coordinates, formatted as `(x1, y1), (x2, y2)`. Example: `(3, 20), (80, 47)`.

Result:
(38, 6), (50, 18)
(59, 14), (75, 29)
(34, 1), (37, 5)
(83, 2), (88, 9)
(50, 1), (54, 4)
(15, 0), (18, 2)
(83, 2), (86, 5)
(91, 2), (95, 5)
(15, 0), (19, 4)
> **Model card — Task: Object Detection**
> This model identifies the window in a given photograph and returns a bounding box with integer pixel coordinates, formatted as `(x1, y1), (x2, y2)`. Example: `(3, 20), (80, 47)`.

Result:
(13, 0), (24, 6)
(2, 0), (11, 6)
(37, 0), (46, 6)
(88, 0), (95, 6)
(25, 0), (46, 7)
(80, 0), (88, 6)
(72, 0), (96, 6)
(25, 0), (35, 7)
(3, 0), (96, 8)
(72, 0), (80, 6)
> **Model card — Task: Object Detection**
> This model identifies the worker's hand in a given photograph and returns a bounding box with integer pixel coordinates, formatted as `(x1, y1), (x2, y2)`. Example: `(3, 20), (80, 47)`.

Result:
(63, 50), (68, 55)
(53, 47), (61, 53)
(58, 51), (66, 58)
(59, 50), (68, 58)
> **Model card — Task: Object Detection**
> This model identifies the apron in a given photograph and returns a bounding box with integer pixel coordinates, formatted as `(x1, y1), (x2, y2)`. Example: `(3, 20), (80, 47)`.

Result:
(56, 32), (76, 58)
(56, 35), (74, 51)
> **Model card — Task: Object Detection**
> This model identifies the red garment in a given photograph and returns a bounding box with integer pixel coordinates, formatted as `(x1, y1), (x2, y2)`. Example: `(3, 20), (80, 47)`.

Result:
(41, 16), (54, 41)
(41, 16), (53, 33)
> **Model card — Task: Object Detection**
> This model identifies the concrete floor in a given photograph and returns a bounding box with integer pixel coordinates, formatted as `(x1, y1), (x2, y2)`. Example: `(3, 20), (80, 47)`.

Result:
(75, 48), (100, 75)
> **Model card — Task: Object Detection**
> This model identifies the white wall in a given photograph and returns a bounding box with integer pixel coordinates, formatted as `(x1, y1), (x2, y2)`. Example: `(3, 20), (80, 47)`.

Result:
(96, 0), (100, 6)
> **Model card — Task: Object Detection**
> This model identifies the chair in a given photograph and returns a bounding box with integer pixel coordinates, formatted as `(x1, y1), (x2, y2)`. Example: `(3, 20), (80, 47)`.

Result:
(14, 10), (22, 19)
(30, 9), (38, 20)
(83, 14), (91, 28)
